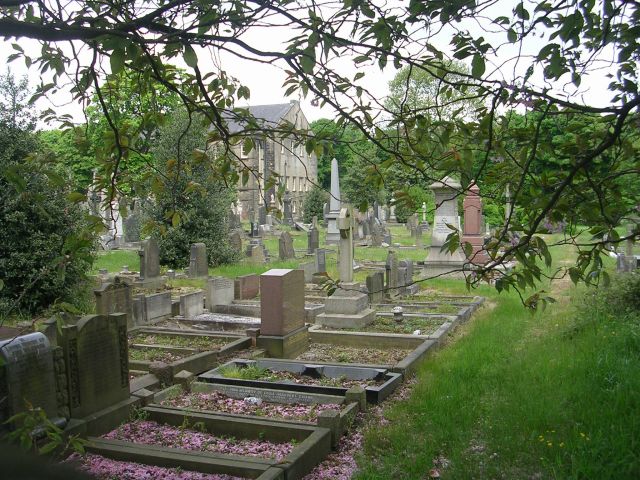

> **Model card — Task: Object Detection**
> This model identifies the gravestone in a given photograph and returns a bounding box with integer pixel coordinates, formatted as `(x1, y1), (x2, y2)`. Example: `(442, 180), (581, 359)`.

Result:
(60, 313), (129, 419)
(397, 266), (408, 295)
(362, 220), (370, 236)
(248, 244), (266, 264)
(357, 223), (364, 240)
(235, 274), (260, 300)
(317, 208), (375, 328)
(257, 269), (308, 358)
(315, 248), (327, 274)
(385, 250), (400, 299)
(424, 176), (466, 277)
(300, 262), (316, 283)
(179, 291), (204, 318)
(0, 333), (58, 424)
(229, 230), (243, 252)
(136, 238), (161, 287)
(258, 206), (267, 226)
(283, 194), (294, 226)
(94, 278), (134, 327)
(132, 292), (171, 326)
(123, 212), (141, 242)
(206, 277), (235, 309)
(307, 226), (319, 254)
(188, 243), (209, 278)
(383, 232), (392, 245)
(325, 158), (341, 244)
(366, 271), (385, 304)
(415, 225), (423, 248)
(371, 224), (383, 247)
(279, 231), (295, 260)
(462, 184), (488, 265)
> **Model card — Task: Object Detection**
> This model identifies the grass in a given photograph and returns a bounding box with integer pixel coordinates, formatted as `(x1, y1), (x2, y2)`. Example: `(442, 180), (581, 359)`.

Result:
(354, 248), (640, 479)
(92, 249), (139, 273)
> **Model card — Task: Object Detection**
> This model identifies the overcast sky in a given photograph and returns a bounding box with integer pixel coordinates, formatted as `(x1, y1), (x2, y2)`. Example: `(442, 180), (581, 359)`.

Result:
(0, 1), (618, 129)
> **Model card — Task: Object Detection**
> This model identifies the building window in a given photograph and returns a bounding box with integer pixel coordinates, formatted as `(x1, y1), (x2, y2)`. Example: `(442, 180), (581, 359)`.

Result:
(280, 141), (285, 154)
(239, 142), (248, 159)
(292, 177), (297, 191)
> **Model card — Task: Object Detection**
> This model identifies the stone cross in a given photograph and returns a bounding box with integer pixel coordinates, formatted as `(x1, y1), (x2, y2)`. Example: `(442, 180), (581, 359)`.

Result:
(337, 207), (353, 283)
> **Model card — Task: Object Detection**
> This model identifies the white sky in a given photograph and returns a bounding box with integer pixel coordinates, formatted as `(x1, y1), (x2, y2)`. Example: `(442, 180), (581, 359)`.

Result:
(0, 0), (618, 129)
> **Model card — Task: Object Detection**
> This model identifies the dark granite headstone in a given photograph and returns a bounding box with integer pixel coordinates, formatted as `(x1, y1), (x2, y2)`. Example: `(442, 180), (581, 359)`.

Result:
(0, 333), (58, 423)
(189, 243), (208, 278)
(138, 238), (160, 281)
(307, 227), (319, 254)
(279, 231), (295, 260)
(60, 314), (129, 419)
(315, 248), (327, 274)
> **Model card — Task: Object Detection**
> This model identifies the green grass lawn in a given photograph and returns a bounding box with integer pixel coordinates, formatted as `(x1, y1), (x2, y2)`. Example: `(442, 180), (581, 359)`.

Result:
(354, 248), (640, 479)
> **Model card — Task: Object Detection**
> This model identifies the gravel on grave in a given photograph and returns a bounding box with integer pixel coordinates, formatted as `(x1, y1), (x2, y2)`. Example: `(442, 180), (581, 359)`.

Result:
(101, 420), (293, 460)
(318, 316), (446, 335)
(296, 343), (412, 365)
(128, 347), (192, 363)
(160, 390), (340, 422)
(225, 369), (384, 388)
(70, 454), (244, 480)
(129, 333), (229, 350)
(193, 313), (260, 325)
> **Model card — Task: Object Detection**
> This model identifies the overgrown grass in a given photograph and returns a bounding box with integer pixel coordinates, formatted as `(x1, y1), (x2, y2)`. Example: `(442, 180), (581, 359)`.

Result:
(92, 250), (139, 273)
(355, 269), (640, 479)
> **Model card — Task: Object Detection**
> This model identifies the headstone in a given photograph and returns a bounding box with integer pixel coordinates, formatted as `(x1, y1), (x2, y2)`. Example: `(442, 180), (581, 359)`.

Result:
(257, 269), (308, 358)
(300, 262), (316, 283)
(383, 232), (392, 245)
(0, 333), (58, 424)
(229, 230), (243, 252)
(94, 278), (134, 327)
(366, 271), (385, 304)
(385, 250), (400, 298)
(424, 176), (466, 277)
(188, 243), (208, 278)
(137, 238), (161, 285)
(279, 231), (295, 260)
(325, 158), (341, 244)
(266, 214), (273, 226)
(258, 206), (267, 226)
(60, 313), (129, 419)
(362, 220), (370, 236)
(338, 207), (354, 283)
(144, 292), (172, 324)
(234, 274), (260, 300)
(315, 248), (327, 274)
(123, 212), (141, 243)
(371, 224), (383, 247)
(357, 223), (364, 240)
(312, 215), (319, 229)
(422, 202), (427, 223)
(283, 194), (294, 226)
(462, 184), (488, 265)
(206, 277), (235, 309)
(248, 244), (266, 264)
(415, 225), (423, 248)
(179, 291), (204, 318)
(307, 226), (319, 254)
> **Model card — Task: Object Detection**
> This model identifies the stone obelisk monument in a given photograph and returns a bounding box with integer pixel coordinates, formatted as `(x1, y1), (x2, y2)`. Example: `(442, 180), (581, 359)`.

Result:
(325, 158), (341, 244)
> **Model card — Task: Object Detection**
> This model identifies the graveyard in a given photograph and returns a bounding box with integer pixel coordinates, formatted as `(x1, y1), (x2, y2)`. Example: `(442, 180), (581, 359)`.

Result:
(3, 166), (638, 479)
(2, 2), (640, 478)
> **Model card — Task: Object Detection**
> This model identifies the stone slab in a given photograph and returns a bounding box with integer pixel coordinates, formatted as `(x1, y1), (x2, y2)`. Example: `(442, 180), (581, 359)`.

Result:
(179, 291), (204, 319)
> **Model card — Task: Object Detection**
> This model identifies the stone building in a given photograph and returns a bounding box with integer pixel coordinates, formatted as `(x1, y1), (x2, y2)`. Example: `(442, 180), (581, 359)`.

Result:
(217, 100), (318, 221)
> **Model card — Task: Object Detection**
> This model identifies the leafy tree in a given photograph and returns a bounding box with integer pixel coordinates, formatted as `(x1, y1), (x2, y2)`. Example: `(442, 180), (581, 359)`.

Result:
(0, 73), (94, 317)
(39, 128), (96, 189)
(302, 185), (328, 223)
(3, 0), (640, 307)
(145, 108), (238, 268)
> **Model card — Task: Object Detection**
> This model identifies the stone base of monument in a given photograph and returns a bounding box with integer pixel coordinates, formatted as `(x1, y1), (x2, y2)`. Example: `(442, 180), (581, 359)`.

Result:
(133, 277), (164, 289)
(316, 283), (376, 329)
(423, 247), (467, 279)
(256, 325), (310, 359)
(461, 234), (489, 265)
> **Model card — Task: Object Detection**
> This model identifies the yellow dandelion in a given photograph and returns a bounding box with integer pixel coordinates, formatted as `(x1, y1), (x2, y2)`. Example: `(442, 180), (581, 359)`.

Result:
(559, 443), (565, 448)
(547, 442), (553, 447)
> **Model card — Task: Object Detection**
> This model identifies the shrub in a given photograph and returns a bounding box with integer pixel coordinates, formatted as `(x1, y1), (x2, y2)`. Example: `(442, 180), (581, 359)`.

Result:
(302, 186), (328, 223)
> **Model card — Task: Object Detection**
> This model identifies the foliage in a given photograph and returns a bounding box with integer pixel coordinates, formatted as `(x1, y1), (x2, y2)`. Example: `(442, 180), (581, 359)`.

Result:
(302, 185), (327, 223)
(38, 128), (95, 190)
(3, 0), (640, 307)
(0, 73), (95, 317)
(4, 404), (87, 458)
(145, 108), (239, 268)
(394, 186), (433, 224)
(581, 273), (640, 318)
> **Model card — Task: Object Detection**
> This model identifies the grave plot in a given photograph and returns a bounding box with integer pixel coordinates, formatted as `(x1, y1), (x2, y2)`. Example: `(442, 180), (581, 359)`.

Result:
(152, 381), (361, 446)
(313, 313), (453, 336)
(153, 313), (260, 333)
(127, 329), (252, 375)
(295, 343), (413, 366)
(373, 302), (461, 314)
(199, 359), (402, 404)
(79, 406), (331, 480)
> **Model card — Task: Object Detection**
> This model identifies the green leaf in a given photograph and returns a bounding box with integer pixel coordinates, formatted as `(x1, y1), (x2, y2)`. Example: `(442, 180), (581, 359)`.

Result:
(0, 278), (3, 291)
(184, 44), (198, 68)
(471, 54), (485, 79)
(110, 48), (125, 74)
(300, 47), (316, 73)
(171, 212), (181, 228)
(67, 192), (86, 203)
